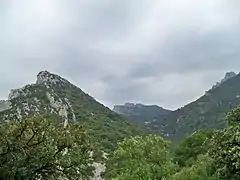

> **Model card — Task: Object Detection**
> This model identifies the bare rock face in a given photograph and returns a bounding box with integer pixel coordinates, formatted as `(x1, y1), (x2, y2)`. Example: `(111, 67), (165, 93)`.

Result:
(221, 72), (237, 83)
(91, 162), (106, 180)
(8, 86), (29, 100)
(46, 92), (76, 128)
(36, 70), (69, 86)
(211, 71), (237, 90)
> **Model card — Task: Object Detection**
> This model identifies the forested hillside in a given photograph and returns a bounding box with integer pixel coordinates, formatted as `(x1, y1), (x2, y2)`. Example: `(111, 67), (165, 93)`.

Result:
(0, 71), (145, 179)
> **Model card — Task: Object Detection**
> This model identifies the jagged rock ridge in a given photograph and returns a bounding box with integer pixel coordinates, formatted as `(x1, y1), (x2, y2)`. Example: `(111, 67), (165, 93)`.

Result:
(212, 71), (237, 89)
(221, 71), (236, 83)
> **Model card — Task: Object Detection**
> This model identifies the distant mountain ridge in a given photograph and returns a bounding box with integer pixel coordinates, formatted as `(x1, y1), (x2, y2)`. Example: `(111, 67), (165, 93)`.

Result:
(114, 72), (240, 143)
(113, 103), (172, 125)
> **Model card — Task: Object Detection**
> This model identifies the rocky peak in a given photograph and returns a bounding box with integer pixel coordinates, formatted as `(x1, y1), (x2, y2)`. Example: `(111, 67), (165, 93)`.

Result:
(211, 71), (237, 90)
(221, 71), (237, 83)
(36, 71), (69, 86)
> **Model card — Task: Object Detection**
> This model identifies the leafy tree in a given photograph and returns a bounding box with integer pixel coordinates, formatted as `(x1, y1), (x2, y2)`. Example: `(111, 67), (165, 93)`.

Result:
(226, 106), (240, 125)
(174, 130), (214, 167)
(106, 134), (177, 180)
(0, 116), (92, 180)
(170, 155), (219, 180)
(209, 106), (240, 180)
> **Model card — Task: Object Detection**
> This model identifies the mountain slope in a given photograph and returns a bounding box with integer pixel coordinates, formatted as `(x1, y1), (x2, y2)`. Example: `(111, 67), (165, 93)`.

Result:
(149, 72), (240, 142)
(113, 103), (172, 125)
(0, 71), (145, 152)
(112, 72), (240, 143)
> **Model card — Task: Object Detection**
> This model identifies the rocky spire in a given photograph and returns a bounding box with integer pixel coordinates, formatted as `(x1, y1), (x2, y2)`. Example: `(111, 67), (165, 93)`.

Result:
(36, 71), (69, 86)
(221, 71), (237, 83)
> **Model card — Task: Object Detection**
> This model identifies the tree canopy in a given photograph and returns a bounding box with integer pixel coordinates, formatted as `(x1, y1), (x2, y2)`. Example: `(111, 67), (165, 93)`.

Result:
(106, 134), (177, 180)
(174, 129), (214, 167)
(0, 117), (92, 180)
(170, 155), (218, 180)
(209, 107), (240, 179)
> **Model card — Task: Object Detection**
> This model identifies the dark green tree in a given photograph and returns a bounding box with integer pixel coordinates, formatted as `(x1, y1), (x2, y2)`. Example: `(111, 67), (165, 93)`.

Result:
(174, 130), (214, 167)
(170, 155), (219, 180)
(210, 106), (240, 180)
(0, 117), (91, 180)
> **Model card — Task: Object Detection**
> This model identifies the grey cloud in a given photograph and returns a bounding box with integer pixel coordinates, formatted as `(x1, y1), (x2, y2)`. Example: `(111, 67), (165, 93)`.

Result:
(0, 0), (240, 110)
(128, 28), (240, 79)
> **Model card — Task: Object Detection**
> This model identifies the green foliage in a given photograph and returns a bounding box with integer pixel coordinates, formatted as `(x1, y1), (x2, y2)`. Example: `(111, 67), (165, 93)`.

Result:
(0, 116), (91, 180)
(170, 155), (219, 180)
(226, 106), (240, 125)
(210, 128), (240, 179)
(106, 134), (177, 180)
(174, 130), (214, 167)
(209, 106), (240, 180)
(51, 83), (145, 153)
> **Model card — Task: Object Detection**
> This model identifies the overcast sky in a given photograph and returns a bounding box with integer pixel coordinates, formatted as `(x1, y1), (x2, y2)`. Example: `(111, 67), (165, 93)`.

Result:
(0, 0), (240, 110)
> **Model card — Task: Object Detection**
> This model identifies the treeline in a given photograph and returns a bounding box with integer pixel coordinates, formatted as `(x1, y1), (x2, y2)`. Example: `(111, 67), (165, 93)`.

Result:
(1, 107), (240, 179)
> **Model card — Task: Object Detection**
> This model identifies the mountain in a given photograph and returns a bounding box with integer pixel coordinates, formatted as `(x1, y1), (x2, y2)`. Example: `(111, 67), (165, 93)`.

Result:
(147, 72), (240, 142)
(113, 103), (172, 125)
(113, 72), (240, 143)
(211, 71), (237, 89)
(0, 71), (144, 153)
(221, 71), (236, 83)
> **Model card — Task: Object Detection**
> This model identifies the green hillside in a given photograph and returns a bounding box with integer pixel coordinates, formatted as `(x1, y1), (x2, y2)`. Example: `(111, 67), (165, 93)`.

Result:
(0, 71), (145, 152)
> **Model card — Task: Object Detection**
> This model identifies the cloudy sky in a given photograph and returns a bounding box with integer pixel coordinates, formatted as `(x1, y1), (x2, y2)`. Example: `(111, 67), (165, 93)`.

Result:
(0, 0), (240, 110)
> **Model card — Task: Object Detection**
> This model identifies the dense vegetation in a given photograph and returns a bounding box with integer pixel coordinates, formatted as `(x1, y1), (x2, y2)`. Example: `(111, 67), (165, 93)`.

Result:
(105, 106), (240, 180)
(106, 135), (177, 179)
(3, 106), (239, 179)
(0, 117), (92, 180)
(50, 83), (145, 152)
